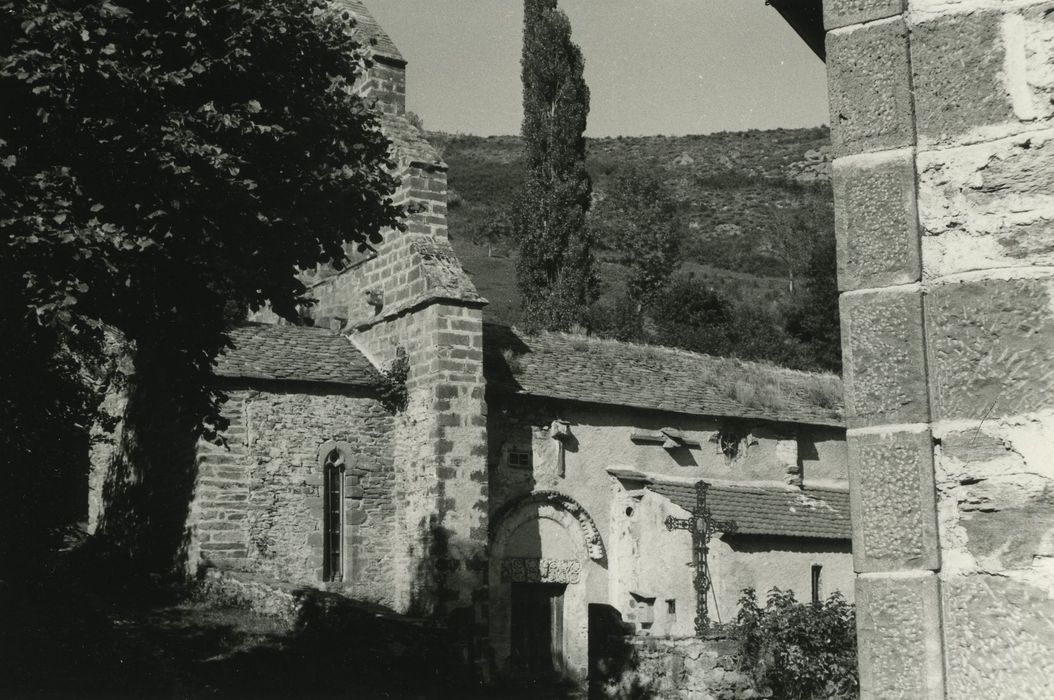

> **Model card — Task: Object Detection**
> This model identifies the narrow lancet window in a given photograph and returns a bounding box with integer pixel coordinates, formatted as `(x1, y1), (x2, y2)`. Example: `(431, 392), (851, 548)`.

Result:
(323, 449), (345, 582)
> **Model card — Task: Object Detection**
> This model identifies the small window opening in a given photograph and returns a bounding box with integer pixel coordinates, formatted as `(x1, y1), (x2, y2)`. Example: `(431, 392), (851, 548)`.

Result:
(323, 449), (345, 582)
(811, 564), (822, 604)
(713, 429), (743, 461)
(666, 599), (677, 616)
(508, 449), (532, 470)
(625, 506), (635, 517)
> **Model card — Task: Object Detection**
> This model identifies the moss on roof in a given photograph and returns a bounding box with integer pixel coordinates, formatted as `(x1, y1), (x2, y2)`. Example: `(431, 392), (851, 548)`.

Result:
(484, 324), (844, 427)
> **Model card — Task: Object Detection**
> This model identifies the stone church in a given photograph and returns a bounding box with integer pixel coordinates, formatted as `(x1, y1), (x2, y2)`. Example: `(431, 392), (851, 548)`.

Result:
(89, 0), (858, 685)
(89, 1), (853, 681)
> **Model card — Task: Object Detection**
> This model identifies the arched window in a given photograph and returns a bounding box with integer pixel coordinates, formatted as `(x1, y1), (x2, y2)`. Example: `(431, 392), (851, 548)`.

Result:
(323, 449), (345, 582)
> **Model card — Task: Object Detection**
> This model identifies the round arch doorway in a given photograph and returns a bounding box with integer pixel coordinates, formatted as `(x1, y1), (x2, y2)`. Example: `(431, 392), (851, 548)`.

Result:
(490, 491), (606, 683)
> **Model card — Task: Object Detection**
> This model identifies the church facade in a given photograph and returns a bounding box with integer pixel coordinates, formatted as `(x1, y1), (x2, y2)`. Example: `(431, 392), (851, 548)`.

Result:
(88, 1), (853, 683)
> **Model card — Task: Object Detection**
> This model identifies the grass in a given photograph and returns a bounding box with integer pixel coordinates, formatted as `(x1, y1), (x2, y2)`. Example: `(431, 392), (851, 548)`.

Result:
(803, 375), (843, 411)
(517, 330), (842, 417)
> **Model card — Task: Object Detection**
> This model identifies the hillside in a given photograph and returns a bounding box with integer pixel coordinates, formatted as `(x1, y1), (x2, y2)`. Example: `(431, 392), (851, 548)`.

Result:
(429, 127), (840, 372)
(435, 127), (832, 330)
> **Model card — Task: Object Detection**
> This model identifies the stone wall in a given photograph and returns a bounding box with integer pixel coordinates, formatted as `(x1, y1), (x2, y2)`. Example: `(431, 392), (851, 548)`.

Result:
(190, 386), (397, 605)
(358, 57), (406, 116)
(594, 635), (763, 700)
(304, 91), (488, 624)
(824, 0), (1054, 696)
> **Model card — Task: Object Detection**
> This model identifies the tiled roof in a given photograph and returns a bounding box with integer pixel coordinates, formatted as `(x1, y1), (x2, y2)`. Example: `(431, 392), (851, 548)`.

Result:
(333, 0), (404, 63)
(215, 323), (381, 387)
(646, 478), (851, 540)
(483, 324), (844, 427)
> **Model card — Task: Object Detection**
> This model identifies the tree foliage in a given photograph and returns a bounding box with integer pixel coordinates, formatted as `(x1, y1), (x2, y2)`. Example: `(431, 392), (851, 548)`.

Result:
(735, 588), (858, 700)
(516, 0), (596, 331)
(786, 211), (842, 372)
(0, 0), (401, 563)
(591, 165), (684, 307)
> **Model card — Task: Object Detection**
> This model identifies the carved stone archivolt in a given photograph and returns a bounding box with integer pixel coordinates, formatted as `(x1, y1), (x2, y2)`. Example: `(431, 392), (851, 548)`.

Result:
(501, 557), (582, 584)
(490, 490), (606, 562)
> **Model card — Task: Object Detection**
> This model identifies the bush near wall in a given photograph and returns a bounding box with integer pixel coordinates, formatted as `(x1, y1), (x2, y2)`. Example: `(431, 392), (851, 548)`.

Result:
(735, 588), (858, 700)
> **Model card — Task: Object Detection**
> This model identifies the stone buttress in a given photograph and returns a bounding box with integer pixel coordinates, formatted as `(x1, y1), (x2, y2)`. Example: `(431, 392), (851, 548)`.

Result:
(306, 5), (490, 631)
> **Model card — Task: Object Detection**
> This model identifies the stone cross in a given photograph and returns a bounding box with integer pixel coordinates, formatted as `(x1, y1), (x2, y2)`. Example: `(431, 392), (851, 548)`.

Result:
(664, 480), (737, 635)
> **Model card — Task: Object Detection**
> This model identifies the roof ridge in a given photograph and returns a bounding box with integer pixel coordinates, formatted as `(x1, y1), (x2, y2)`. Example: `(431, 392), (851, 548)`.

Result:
(232, 321), (339, 335)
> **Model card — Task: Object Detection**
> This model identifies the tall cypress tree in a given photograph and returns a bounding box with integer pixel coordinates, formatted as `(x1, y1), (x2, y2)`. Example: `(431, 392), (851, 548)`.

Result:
(517, 0), (596, 331)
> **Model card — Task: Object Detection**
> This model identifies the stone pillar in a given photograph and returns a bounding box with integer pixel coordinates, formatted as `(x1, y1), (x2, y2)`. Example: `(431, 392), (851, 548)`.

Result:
(824, 0), (1054, 696)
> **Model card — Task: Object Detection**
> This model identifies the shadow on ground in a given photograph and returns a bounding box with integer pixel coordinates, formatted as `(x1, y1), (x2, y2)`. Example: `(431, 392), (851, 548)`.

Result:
(0, 540), (584, 700)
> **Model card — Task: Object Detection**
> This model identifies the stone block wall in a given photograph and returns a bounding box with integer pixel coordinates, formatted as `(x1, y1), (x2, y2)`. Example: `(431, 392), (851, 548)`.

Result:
(189, 387), (398, 606)
(824, 0), (1054, 696)
(357, 57), (406, 116)
(305, 109), (488, 626)
(594, 635), (762, 700)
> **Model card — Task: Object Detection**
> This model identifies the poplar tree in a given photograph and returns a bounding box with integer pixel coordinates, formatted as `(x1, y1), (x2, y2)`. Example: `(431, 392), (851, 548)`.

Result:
(516, 0), (596, 331)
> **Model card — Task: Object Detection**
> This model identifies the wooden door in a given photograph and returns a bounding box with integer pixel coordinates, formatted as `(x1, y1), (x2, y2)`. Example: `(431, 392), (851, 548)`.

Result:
(510, 582), (565, 676)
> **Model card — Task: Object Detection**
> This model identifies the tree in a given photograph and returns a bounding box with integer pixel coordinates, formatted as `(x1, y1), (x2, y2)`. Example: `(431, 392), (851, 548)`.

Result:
(735, 588), (858, 699)
(648, 276), (814, 369)
(650, 276), (735, 356)
(516, 0), (595, 331)
(758, 198), (831, 294)
(591, 165), (684, 307)
(786, 212), (842, 372)
(0, 0), (401, 566)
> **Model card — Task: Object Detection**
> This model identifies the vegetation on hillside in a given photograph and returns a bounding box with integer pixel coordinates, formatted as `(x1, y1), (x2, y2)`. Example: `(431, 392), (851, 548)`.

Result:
(438, 129), (841, 373)
(516, 0), (596, 331)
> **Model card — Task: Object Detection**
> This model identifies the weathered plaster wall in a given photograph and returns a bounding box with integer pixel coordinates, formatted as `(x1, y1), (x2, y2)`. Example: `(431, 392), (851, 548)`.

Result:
(710, 536), (855, 622)
(488, 397), (848, 515)
(189, 387), (398, 605)
(825, 0), (1054, 696)
(486, 394), (850, 679)
(608, 489), (853, 631)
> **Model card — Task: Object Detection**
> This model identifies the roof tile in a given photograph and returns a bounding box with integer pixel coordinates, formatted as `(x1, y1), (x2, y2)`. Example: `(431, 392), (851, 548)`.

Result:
(332, 0), (404, 62)
(647, 479), (851, 540)
(484, 324), (844, 427)
(215, 323), (381, 387)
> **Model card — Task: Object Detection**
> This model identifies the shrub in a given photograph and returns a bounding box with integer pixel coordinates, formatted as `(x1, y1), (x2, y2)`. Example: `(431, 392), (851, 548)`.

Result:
(735, 588), (858, 700)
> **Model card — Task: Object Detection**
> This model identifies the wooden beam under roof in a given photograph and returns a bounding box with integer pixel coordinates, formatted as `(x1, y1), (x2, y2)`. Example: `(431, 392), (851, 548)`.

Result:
(766, 0), (826, 61)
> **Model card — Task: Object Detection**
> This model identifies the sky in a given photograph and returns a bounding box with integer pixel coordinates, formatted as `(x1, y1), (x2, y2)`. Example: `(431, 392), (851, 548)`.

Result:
(366, 0), (829, 137)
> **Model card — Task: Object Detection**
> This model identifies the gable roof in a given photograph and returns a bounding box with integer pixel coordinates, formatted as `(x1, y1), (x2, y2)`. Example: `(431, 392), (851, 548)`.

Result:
(333, 0), (404, 63)
(483, 324), (844, 427)
(215, 323), (381, 388)
(645, 477), (851, 540)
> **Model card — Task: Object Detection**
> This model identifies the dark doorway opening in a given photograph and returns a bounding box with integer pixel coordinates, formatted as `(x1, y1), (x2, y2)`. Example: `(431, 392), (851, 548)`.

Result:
(510, 582), (565, 677)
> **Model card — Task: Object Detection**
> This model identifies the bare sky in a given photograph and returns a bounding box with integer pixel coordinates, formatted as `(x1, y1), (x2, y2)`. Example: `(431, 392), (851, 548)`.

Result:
(366, 0), (828, 137)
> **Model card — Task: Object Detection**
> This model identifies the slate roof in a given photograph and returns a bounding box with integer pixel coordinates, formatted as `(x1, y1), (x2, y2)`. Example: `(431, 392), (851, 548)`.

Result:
(483, 324), (844, 427)
(332, 0), (404, 63)
(215, 323), (381, 387)
(646, 478), (851, 540)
